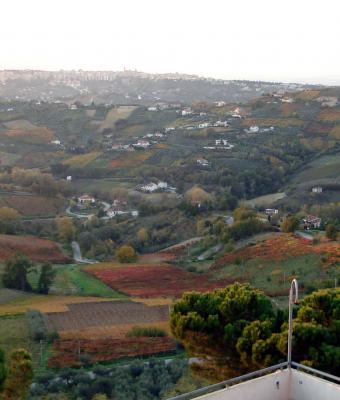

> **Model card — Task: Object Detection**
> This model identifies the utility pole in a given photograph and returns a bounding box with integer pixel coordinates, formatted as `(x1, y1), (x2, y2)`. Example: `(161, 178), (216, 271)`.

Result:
(287, 279), (298, 367)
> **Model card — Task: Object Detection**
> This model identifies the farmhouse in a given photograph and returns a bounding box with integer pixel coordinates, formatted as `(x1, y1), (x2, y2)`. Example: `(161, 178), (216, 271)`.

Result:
(311, 186), (323, 193)
(51, 139), (61, 145)
(78, 194), (96, 205)
(66, 175), (72, 182)
(265, 208), (279, 215)
(147, 106), (158, 111)
(281, 97), (294, 103)
(302, 215), (322, 230)
(197, 158), (210, 167)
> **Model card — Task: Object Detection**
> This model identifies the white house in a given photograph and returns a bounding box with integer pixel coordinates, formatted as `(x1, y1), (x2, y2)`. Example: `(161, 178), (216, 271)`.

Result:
(147, 106), (158, 111)
(214, 101), (226, 107)
(140, 183), (159, 193)
(198, 122), (211, 129)
(51, 140), (61, 145)
(157, 181), (168, 189)
(69, 104), (78, 110)
(265, 208), (279, 215)
(281, 97), (294, 103)
(197, 158), (210, 167)
(214, 120), (229, 127)
(312, 186), (323, 193)
(66, 176), (72, 182)
(131, 210), (139, 217)
(249, 126), (260, 133)
(133, 140), (150, 149)
(181, 108), (193, 116)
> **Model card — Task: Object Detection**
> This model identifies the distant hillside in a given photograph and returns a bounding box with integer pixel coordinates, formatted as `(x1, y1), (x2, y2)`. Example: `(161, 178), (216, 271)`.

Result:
(0, 69), (317, 105)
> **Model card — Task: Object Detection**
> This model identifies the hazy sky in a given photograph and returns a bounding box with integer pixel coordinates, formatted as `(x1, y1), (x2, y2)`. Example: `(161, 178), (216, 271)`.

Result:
(1, 0), (340, 84)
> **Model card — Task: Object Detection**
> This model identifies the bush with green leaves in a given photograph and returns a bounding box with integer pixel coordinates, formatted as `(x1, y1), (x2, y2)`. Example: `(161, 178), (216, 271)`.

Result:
(126, 326), (167, 338)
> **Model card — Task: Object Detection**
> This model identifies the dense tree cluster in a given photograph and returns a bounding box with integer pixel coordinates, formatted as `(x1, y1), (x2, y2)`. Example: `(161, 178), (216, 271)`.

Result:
(30, 359), (188, 400)
(170, 283), (340, 380)
(2, 254), (55, 294)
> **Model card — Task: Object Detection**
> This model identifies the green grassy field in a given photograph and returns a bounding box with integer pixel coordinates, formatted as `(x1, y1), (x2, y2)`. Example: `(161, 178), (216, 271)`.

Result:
(292, 152), (340, 183)
(214, 253), (338, 295)
(50, 265), (126, 298)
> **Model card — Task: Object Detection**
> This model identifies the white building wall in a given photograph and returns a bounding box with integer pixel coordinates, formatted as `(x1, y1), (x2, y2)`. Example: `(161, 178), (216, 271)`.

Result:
(290, 370), (340, 400)
(192, 369), (340, 400)
(194, 370), (290, 400)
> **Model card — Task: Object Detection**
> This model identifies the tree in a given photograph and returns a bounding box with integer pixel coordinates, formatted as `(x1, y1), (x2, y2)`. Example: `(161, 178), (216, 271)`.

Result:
(116, 245), (137, 263)
(185, 186), (213, 206)
(170, 283), (275, 380)
(37, 263), (56, 294)
(232, 205), (255, 221)
(56, 217), (76, 242)
(325, 224), (338, 240)
(281, 216), (299, 232)
(2, 253), (32, 292)
(2, 349), (33, 400)
(0, 207), (21, 234)
(0, 348), (6, 391)
(137, 228), (149, 245)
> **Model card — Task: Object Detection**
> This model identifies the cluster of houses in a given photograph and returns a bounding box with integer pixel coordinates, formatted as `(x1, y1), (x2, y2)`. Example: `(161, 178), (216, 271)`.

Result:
(137, 181), (176, 193)
(264, 208), (322, 230)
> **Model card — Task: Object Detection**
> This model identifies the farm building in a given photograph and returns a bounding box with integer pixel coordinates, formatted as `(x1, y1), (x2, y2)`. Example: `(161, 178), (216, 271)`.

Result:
(311, 186), (323, 193)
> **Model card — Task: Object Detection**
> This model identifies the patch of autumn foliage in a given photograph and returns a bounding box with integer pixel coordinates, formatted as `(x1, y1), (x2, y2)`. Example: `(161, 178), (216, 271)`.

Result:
(110, 151), (154, 168)
(214, 234), (340, 269)
(318, 109), (340, 122)
(87, 264), (236, 298)
(5, 127), (55, 142)
(48, 337), (176, 368)
(0, 234), (70, 263)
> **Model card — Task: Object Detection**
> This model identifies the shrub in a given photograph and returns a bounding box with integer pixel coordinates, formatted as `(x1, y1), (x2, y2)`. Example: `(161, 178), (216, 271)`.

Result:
(126, 326), (167, 338)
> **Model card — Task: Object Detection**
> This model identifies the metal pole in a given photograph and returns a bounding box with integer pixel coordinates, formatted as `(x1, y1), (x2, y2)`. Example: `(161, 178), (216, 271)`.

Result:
(287, 279), (298, 367)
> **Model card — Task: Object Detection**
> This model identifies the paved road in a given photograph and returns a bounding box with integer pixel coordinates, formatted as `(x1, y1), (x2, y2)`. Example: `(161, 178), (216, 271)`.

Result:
(71, 241), (97, 264)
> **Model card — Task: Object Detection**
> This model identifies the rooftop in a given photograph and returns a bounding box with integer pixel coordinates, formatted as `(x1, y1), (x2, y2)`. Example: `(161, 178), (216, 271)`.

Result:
(168, 362), (340, 400)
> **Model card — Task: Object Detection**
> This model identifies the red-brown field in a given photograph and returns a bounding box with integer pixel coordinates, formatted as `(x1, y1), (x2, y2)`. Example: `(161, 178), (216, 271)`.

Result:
(110, 150), (154, 168)
(304, 122), (332, 135)
(214, 234), (340, 269)
(48, 336), (176, 368)
(43, 300), (170, 338)
(86, 263), (236, 298)
(0, 234), (70, 263)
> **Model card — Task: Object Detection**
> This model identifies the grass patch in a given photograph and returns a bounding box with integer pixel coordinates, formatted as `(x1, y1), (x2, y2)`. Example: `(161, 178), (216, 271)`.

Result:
(49, 265), (126, 298)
